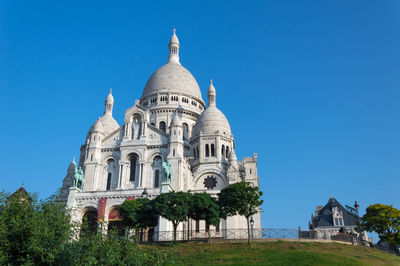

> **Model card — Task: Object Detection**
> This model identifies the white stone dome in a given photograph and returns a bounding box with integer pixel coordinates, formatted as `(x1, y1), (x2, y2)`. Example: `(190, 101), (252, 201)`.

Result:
(192, 105), (231, 136)
(88, 115), (119, 136)
(99, 115), (119, 135)
(141, 62), (202, 101)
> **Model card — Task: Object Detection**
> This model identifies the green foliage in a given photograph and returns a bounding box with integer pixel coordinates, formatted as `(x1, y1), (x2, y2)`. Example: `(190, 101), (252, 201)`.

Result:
(0, 190), (73, 265)
(153, 191), (191, 241)
(120, 199), (142, 229)
(218, 182), (263, 219)
(361, 203), (400, 252)
(120, 198), (158, 231)
(218, 182), (263, 244)
(0, 189), (170, 265)
(55, 231), (170, 265)
(189, 192), (220, 243)
(189, 193), (220, 227)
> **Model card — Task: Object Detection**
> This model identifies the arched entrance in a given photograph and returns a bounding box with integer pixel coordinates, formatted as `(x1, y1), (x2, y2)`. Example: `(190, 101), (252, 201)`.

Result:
(107, 207), (124, 236)
(81, 208), (98, 236)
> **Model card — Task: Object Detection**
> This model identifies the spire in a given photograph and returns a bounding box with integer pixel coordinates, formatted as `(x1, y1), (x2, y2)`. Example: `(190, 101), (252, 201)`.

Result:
(168, 29), (180, 64)
(104, 89), (114, 116)
(207, 79), (216, 107)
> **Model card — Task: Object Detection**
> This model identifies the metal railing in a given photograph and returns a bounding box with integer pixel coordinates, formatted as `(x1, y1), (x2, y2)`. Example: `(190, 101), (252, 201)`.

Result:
(139, 228), (375, 246)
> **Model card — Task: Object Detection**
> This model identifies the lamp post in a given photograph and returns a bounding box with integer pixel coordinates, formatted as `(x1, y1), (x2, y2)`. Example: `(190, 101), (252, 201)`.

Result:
(250, 216), (254, 239)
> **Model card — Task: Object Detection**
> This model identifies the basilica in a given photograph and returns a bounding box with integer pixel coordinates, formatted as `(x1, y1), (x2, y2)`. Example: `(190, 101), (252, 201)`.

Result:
(60, 30), (261, 240)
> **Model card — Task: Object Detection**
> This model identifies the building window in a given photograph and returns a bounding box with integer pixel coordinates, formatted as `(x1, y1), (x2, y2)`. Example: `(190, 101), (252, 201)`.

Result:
(226, 146), (229, 158)
(129, 154), (138, 181)
(154, 170), (160, 188)
(205, 144), (210, 157)
(196, 147), (199, 159)
(221, 145), (225, 157)
(183, 123), (188, 140)
(106, 173), (112, 190)
(159, 121), (166, 132)
(193, 148), (196, 159)
(211, 144), (215, 157)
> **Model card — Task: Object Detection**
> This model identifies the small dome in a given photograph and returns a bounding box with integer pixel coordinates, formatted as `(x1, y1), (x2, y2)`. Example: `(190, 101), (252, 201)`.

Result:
(192, 105), (231, 136)
(68, 157), (76, 171)
(99, 115), (119, 135)
(88, 116), (119, 136)
(141, 63), (202, 101)
(169, 29), (179, 45)
(91, 119), (104, 133)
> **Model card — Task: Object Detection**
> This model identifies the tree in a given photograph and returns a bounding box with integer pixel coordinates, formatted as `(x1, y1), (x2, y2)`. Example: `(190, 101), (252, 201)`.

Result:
(0, 189), (73, 265)
(218, 182), (263, 244)
(188, 193), (220, 244)
(120, 198), (158, 242)
(153, 191), (191, 242)
(361, 203), (400, 253)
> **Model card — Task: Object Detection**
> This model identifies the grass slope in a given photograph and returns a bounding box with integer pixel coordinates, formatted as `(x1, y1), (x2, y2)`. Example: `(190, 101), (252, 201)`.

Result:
(146, 240), (400, 265)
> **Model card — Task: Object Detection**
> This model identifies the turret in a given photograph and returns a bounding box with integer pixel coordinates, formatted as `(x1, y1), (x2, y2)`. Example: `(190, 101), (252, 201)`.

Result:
(104, 89), (114, 116)
(207, 79), (216, 107)
(168, 29), (180, 64)
(168, 114), (184, 158)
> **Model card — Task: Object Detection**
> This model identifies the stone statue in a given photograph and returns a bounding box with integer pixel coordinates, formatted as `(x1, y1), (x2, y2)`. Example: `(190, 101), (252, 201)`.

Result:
(73, 167), (85, 190)
(162, 160), (172, 183)
(132, 118), (141, 140)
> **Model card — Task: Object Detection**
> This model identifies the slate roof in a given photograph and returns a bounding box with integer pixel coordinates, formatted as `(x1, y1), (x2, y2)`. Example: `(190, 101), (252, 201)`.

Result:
(312, 197), (358, 228)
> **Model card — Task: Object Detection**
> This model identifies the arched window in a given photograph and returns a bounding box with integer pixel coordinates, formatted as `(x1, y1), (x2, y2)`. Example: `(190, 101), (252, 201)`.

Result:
(159, 121), (166, 132)
(205, 144), (210, 157)
(129, 154), (138, 181)
(182, 123), (189, 140)
(226, 146), (229, 159)
(211, 144), (215, 157)
(152, 156), (162, 188)
(196, 147), (199, 159)
(106, 173), (112, 190)
(193, 148), (196, 159)
(154, 170), (160, 188)
(221, 145), (225, 157)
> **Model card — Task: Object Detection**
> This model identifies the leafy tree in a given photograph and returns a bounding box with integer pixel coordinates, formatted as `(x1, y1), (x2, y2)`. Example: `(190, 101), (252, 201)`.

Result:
(218, 182), (263, 244)
(188, 193), (220, 243)
(361, 203), (400, 253)
(153, 191), (191, 242)
(120, 198), (158, 242)
(0, 189), (73, 265)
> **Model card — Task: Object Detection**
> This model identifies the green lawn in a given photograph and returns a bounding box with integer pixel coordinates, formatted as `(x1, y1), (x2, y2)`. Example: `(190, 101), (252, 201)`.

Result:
(144, 240), (400, 265)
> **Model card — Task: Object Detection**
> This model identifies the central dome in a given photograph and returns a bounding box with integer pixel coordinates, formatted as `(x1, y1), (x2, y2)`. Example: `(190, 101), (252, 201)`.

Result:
(141, 62), (202, 100)
(140, 30), (203, 102)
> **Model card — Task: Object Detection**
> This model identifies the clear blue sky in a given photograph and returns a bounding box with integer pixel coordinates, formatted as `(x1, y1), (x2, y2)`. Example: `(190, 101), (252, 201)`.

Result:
(1, 1), (399, 231)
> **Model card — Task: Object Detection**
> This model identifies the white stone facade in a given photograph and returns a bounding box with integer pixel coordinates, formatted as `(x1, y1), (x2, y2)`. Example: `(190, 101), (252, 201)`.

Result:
(60, 31), (261, 239)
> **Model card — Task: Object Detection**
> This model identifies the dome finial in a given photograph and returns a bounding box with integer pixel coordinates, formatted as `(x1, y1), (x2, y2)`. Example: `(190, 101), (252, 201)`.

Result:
(105, 89), (114, 116)
(168, 29), (180, 64)
(207, 79), (216, 107)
